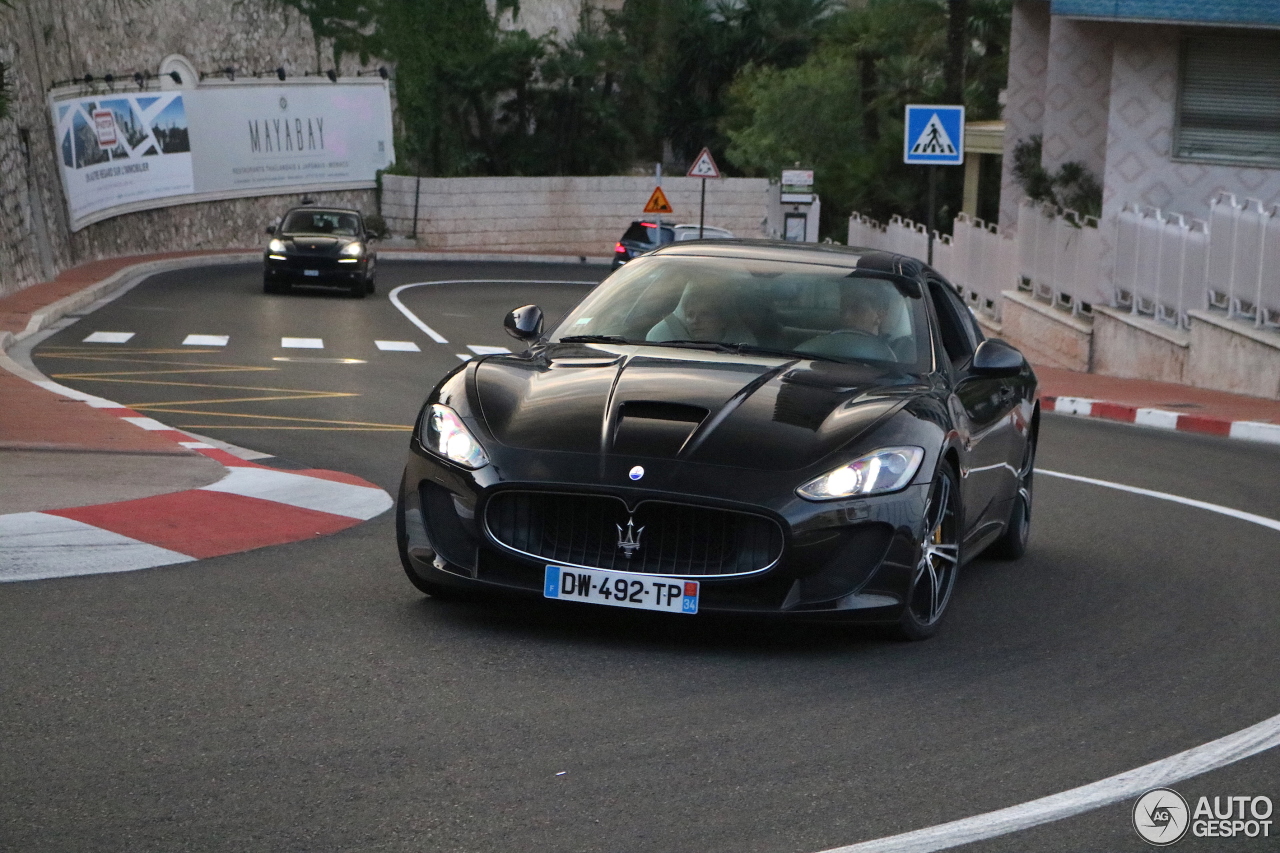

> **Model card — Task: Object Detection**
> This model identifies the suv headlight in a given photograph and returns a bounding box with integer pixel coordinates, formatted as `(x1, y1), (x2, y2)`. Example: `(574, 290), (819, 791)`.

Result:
(797, 446), (925, 501)
(340, 241), (363, 257)
(418, 404), (489, 469)
(268, 238), (287, 253)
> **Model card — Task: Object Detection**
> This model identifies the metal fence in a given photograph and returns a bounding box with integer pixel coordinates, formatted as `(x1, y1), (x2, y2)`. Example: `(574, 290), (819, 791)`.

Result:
(1015, 199), (1104, 317)
(851, 192), (1280, 333)
(1113, 204), (1208, 330)
(846, 211), (1018, 320)
(1205, 192), (1280, 330)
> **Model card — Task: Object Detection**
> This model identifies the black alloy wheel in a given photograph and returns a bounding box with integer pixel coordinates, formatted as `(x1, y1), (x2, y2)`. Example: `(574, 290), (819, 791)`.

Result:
(349, 278), (367, 299)
(986, 434), (1036, 560)
(897, 463), (961, 640)
(263, 274), (287, 295)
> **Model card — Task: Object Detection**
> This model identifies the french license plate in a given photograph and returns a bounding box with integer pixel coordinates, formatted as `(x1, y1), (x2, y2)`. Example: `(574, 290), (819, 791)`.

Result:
(303, 269), (320, 277)
(544, 566), (699, 614)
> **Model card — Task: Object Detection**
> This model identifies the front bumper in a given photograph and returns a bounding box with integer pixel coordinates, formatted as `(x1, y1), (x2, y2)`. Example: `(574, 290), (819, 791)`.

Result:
(398, 441), (928, 621)
(264, 253), (368, 282)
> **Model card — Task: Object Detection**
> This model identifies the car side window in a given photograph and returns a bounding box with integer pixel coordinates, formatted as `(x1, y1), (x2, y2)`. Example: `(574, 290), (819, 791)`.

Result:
(927, 278), (976, 367)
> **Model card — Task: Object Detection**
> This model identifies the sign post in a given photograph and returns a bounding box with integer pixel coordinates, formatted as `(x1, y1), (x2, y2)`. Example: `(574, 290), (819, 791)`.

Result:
(686, 147), (721, 238)
(903, 104), (965, 264)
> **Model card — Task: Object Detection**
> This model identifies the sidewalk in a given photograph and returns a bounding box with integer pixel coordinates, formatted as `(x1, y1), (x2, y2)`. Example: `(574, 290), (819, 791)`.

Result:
(2, 252), (1280, 578)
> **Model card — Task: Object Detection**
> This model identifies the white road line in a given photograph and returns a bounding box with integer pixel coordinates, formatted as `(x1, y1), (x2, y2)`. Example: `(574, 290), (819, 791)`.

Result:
(456, 354), (472, 361)
(466, 344), (511, 355)
(389, 279), (598, 345)
(83, 331), (135, 344)
(819, 467), (1280, 853)
(281, 337), (324, 349)
(375, 340), (421, 352)
(121, 416), (174, 431)
(183, 334), (229, 346)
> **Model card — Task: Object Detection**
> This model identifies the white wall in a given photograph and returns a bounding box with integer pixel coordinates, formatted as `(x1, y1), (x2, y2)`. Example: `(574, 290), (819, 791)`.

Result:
(381, 175), (772, 256)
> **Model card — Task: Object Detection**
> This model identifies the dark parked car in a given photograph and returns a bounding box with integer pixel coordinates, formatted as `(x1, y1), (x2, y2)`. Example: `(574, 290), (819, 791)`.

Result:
(612, 220), (674, 269)
(264, 207), (377, 297)
(397, 241), (1038, 639)
(612, 221), (736, 268)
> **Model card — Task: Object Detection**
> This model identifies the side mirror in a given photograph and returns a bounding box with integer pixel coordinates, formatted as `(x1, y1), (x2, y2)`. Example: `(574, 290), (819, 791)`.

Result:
(971, 339), (1026, 377)
(265, 225), (276, 235)
(504, 305), (544, 342)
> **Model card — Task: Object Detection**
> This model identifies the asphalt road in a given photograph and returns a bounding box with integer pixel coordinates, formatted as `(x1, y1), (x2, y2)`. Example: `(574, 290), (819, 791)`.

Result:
(4, 260), (1280, 853)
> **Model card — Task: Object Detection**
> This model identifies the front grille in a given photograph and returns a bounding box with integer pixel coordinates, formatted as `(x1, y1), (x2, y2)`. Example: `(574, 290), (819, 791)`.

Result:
(484, 491), (784, 577)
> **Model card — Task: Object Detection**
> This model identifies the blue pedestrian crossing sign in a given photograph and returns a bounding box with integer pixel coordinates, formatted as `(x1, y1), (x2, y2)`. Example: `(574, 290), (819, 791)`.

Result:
(903, 104), (965, 165)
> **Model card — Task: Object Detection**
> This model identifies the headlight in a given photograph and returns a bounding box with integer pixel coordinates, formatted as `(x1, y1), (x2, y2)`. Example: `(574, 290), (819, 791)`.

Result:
(268, 238), (287, 253)
(796, 446), (925, 501)
(340, 242), (363, 257)
(418, 404), (489, 469)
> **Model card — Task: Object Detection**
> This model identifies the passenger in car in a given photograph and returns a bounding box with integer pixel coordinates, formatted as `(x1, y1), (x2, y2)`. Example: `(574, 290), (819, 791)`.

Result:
(645, 280), (758, 345)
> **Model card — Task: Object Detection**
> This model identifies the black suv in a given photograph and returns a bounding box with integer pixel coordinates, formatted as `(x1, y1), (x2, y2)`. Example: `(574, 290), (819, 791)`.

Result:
(264, 207), (377, 297)
(611, 220), (674, 269)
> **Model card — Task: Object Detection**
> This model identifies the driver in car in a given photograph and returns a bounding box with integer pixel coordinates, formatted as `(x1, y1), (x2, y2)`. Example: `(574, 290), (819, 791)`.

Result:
(646, 280), (758, 344)
(800, 284), (903, 361)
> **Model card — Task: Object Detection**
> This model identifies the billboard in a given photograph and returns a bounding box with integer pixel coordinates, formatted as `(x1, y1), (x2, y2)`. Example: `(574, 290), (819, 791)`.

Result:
(51, 80), (394, 231)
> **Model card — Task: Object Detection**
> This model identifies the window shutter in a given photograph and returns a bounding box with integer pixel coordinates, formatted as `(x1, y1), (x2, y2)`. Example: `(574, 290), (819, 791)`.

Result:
(1177, 34), (1280, 166)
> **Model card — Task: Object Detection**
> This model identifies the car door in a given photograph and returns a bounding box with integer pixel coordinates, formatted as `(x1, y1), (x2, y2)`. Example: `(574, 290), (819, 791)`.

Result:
(926, 276), (1013, 542)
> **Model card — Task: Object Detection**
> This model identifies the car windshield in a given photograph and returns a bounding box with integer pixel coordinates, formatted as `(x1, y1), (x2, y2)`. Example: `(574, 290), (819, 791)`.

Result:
(552, 255), (928, 367)
(281, 210), (361, 236)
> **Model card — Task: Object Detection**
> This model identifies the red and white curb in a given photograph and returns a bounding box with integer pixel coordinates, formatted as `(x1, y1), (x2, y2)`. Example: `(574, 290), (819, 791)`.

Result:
(1042, 395), (1280, 445)
(0, 383), (392, 583)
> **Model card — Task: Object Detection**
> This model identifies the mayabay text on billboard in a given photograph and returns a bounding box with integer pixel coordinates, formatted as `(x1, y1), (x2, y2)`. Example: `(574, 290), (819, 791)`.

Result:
(50, 80), (394, 231)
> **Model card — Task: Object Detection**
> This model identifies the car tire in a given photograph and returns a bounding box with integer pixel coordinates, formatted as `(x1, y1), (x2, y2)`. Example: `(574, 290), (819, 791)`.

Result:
(366, 275), (376, 295)
(263, 274), (285, 294)
(986, 433), (1036, 560)
(895, 462), (961, 641)
(395, 471), (464, 600)
(349, 280), (367, 299)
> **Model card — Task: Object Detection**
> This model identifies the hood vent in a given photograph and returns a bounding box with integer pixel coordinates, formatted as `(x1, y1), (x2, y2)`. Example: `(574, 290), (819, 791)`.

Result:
(612, 401), (708, 457)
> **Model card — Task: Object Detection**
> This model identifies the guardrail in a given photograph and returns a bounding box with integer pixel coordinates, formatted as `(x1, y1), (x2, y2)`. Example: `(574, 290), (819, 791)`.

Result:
(1114, 204), (1207, 330)
(851, 191), (1280, 335)
(1206, 192), (1280, 330)
(1016, 199), (1103, 317)
(846, 211), (1018, 321)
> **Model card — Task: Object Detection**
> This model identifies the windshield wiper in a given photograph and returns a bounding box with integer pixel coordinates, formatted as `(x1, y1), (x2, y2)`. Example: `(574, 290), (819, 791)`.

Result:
(558, 335), (632, 344)
(733, 343), (836, 362)
(646, 339), (737, 352)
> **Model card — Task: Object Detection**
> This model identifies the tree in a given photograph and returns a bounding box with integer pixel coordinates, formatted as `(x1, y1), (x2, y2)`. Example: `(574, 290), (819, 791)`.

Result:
(721, 0), (1011, 238)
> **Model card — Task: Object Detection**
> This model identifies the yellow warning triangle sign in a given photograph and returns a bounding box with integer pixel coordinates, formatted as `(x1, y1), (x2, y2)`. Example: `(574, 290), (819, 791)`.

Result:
(642, 186), (674, 215)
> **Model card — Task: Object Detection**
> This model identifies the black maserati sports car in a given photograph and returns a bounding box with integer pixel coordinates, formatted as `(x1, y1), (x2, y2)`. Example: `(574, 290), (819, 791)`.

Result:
(396, 241), (1038, 639)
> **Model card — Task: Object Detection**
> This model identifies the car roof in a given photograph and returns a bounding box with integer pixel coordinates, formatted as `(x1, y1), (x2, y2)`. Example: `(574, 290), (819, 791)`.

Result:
(282, 207), (362, 217)
(648, 239), (928, 277)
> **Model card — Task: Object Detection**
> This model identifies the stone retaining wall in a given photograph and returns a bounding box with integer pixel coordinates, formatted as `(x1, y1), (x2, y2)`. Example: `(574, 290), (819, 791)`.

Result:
(381, 175), (772, 257)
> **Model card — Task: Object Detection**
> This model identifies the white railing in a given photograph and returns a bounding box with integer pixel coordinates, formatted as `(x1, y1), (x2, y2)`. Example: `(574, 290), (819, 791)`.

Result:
(850, 191), (1280, 333)
(1206, 193), (1280, 330)
(944, 213), (1019, 320)
(846, 210), (1025, 322)
(1113, 204), (1207, 330)
(1016, 199), (1104, 317)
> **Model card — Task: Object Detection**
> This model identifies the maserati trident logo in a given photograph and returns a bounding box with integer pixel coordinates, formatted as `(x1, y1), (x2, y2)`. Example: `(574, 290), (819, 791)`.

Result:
(616, 516), (644, 558)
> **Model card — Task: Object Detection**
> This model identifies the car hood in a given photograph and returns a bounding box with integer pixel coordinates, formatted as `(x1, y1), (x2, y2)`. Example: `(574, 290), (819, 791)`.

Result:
(282, 235), (347, 255)
(472, 344), (925, 471)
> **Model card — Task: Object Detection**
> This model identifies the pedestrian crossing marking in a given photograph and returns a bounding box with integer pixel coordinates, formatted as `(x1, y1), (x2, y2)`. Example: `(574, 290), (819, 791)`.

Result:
(466, 345), (511, 355)
(84, 332), (135, 343)
(375, 340), (421, 352)
(910, 113), (957, 156)
(281, 337), (324, 349)
(183, 334), (229, 346)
